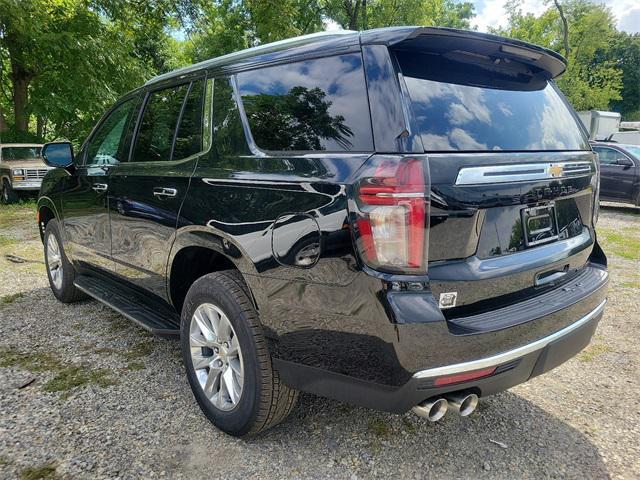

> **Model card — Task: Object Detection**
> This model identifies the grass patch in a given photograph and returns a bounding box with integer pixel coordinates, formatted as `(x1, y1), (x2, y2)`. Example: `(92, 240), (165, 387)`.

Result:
(122, 341), (154, 360)
(401, 416), (417, 434)
(0, 201), (37, 228)
(126, 361), (145, 371)
(19, 463), (58, 480)
(598, 229), (640, 260)
(1, 292), (24, 305)
(577, 343), (613, 362)
(0, 347), (117, 398)
(44, 366), (117, 399)
(0, 234), (18, 246)
(621, 280), (640, 289)
(367, 418), (391, 437)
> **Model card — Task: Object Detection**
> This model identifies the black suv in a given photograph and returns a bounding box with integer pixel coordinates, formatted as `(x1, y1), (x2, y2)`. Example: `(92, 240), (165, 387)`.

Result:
(38, 27), (608, 437)
(591, 142), (640, 206)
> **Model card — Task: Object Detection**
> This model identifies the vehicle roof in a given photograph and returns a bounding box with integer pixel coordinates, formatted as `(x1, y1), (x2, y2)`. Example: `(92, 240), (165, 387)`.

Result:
(145, 26), (567, 87)
(592, 142), (639, 149)
(0, 143), (43, 148)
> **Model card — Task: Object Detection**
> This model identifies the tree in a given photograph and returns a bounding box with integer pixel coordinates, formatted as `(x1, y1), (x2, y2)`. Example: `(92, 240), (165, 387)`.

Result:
(492, 0), (622, 112)
(607, 32), (640, 119)
(323, 0), (474, 30)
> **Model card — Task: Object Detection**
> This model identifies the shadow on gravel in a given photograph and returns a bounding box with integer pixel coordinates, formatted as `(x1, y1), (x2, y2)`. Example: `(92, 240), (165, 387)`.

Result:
(600, 203), (640, 215)
(246, 391), (609, 478)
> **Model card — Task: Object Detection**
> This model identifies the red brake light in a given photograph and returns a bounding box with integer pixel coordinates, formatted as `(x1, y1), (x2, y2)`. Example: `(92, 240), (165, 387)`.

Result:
(353, 157), (429, 273)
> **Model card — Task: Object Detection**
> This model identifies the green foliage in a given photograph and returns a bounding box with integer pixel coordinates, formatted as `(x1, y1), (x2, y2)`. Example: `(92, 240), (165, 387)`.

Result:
(493, 0), (625, 112)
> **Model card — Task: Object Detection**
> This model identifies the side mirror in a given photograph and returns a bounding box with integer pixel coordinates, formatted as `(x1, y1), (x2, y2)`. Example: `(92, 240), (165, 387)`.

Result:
(616, 157), (634, 167)
(42, 142), (74, 168)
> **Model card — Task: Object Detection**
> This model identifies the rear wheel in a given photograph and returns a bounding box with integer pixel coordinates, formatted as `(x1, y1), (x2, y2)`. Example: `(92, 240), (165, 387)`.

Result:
(1, 179), (19, 204)
(44, 220), (86, 303)
(181, 270), (298, 437)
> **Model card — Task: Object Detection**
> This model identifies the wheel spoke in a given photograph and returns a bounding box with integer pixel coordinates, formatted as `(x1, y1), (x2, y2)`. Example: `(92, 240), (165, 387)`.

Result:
(193, 309), (215, 342)
(203, 366), (221, 398)
(189, 333), (211, 348)
(223, 368), (238, 404)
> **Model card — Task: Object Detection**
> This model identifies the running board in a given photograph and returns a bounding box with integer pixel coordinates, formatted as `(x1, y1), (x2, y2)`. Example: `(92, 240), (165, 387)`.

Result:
(74, 275), (180, 338)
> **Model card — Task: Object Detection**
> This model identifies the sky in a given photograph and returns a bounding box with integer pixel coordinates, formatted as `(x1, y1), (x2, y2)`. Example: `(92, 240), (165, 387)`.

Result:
(472, 0), (640, 34)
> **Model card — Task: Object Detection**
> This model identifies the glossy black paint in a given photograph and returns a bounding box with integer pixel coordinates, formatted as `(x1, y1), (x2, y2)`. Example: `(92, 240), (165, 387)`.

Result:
(37, 28), (608, 411)
(591, 142), (640, 206)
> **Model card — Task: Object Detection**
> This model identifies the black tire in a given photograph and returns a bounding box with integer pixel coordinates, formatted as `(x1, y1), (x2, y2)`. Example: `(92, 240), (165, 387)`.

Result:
(181, 270), (298, 437)
(43, 220), (87, 303)
(1, 179), (19, 204)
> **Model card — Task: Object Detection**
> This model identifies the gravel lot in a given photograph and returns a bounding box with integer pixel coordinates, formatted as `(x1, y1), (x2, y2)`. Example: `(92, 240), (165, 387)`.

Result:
(1, 200), (638, 479)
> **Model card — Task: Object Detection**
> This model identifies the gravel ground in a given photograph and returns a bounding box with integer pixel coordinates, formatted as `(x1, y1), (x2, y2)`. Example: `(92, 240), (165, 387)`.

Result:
(1, 201), (639, 479)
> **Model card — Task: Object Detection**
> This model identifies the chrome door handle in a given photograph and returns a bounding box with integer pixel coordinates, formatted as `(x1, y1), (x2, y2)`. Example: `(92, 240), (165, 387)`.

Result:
(92, 183), (108, 192)
(153, 187), (177, 198)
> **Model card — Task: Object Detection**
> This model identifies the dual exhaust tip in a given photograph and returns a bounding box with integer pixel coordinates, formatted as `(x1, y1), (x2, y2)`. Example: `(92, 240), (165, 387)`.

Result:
(412, 392), (479, 422)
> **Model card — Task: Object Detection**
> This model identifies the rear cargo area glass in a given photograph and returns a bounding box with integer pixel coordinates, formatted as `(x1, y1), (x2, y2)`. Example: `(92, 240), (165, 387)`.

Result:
(398, 53), (588, 152)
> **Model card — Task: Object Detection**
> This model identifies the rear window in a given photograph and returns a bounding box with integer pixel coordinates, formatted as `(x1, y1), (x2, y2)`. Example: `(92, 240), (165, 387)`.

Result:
(399, 54), (589, 152)
(236, 54), (373, 153)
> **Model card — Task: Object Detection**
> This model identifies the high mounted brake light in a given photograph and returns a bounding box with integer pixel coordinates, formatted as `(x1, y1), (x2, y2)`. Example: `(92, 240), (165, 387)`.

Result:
(353, 156), (429, 273)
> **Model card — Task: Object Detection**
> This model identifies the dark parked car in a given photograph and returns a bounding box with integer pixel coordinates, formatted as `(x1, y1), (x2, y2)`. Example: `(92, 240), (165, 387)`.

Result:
(37, 27), (608, 437)
(591, 142), (640, 206)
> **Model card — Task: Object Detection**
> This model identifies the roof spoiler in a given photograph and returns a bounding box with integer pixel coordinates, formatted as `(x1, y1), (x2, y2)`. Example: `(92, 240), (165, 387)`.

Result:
(361, 27), (567, 80)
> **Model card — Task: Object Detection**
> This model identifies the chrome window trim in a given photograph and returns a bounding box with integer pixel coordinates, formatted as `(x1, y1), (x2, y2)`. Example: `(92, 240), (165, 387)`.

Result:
(455, 161), (594, 185)
(412, 299), (607, 379)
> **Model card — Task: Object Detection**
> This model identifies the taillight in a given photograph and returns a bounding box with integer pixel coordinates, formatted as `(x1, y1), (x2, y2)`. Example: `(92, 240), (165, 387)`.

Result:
(352, 156), (429, 273)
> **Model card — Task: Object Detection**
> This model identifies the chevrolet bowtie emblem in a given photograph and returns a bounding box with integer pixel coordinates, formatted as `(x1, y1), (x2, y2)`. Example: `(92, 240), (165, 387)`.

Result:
(548, 164), (564, 178)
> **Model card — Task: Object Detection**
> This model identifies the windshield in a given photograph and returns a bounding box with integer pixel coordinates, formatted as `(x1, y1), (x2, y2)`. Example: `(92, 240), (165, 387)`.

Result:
(399, 56), (589, 152)
(2, 147), (42, 161)
(623, 145), (640, 158)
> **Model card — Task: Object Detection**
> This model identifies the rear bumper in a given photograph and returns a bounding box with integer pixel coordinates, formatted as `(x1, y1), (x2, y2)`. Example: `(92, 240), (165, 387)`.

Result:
(275, 299), (606, 413)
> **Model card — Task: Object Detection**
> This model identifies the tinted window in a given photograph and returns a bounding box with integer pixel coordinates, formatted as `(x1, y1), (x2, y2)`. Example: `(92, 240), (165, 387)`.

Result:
(212, 77), (249, 157)
(593, 147), (618, 165)
(237, 54), (373, 152)
(399, 54), (588, 152)
(132, 84), (188, 162)
(86, 98), (138, 165)
(173, 80), (206, 160)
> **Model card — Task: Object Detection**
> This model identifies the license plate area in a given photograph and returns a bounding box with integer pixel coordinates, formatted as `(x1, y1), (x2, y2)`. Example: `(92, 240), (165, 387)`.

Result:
(521, 203), (559, 247)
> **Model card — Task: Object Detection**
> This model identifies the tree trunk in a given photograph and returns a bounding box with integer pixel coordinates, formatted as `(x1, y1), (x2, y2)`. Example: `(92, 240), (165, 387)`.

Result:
(10, 60), (32, 133)
(37, 116), (44, 139)
(553, 0), (570, 57)
(0, 106), (8, 134)
(345, 0), (361, 30)
(362, 0), (367, 30)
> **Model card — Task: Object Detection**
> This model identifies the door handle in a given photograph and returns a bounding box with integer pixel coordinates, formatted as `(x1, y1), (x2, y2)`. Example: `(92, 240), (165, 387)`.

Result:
(92, 183), (108, 192)
(153, 187), (178, 198)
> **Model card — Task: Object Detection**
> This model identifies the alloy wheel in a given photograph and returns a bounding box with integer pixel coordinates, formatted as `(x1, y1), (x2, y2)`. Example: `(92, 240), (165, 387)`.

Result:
(46, 234), (63, 290)
(189, 303), (244, 411)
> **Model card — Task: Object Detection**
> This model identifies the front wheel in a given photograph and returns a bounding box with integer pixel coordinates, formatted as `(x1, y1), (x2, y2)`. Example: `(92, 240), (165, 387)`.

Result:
(43, 220), (86, 303)
(181, 271), (298, 437)
(1, 179), (19, 204)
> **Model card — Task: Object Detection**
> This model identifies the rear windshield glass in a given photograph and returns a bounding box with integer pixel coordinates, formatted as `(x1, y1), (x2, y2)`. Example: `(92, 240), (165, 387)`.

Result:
(399, 56), (588, 152)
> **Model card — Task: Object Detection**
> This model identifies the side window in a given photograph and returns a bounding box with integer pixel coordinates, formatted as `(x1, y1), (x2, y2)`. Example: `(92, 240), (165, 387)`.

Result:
(131, 83), (189, 162)
(594, 147), (618, 165)
(236, 54), (373, 153)
(212, 76), (250, 157)
(173, 79), (206, 160)
(86, 98), (138, 166)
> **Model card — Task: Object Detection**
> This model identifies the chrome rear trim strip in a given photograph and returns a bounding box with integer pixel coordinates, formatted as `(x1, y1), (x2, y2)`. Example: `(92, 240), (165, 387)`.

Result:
(455, 161), (594, 185)
(412, 299), (607, 379)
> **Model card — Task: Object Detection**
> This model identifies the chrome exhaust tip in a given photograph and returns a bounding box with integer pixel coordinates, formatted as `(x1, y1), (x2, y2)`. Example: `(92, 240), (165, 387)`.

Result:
(412, 397), (448, 422)
(445, 392), (479, 417)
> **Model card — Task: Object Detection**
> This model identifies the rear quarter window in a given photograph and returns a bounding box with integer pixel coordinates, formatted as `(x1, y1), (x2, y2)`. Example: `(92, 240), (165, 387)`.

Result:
(398, 52), (589, 152)
(236, 54), (373, 153)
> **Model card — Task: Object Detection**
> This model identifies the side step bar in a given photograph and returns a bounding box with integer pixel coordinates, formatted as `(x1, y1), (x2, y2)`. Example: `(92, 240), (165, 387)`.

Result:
(74, 275), (180, 338)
